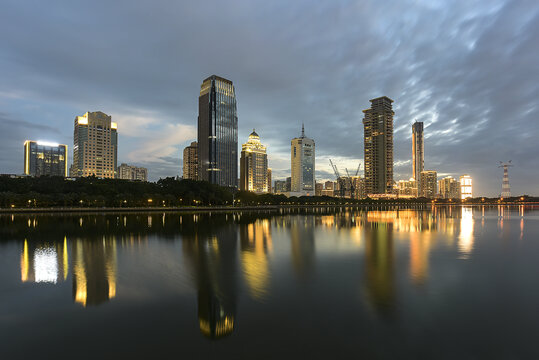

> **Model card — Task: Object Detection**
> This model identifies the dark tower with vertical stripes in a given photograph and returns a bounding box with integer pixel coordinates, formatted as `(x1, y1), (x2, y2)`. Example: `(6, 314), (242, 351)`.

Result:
(198, 75), (238, 187)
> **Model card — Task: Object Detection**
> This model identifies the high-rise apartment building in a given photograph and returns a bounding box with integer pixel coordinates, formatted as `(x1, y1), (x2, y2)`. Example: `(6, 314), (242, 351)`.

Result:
(291, 125), (315, 195)
(412, 122), (424, 183)
(72, 111), (118, 178)
(183, 141), (198, 180)
(24, 140), (67, 177)
(240, 130), (268, 193)
(459, 175), (473, 199)
(363, 97), (394, 194)
(439, 176), (459, 199)
(118, 163), (148, 181)
(198, 75), (238, 187)
(420, 170), (438, 198)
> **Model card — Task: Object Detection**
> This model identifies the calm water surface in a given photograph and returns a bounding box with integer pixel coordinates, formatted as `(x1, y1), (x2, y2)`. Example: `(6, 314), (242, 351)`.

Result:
(0, 206), (538, 359)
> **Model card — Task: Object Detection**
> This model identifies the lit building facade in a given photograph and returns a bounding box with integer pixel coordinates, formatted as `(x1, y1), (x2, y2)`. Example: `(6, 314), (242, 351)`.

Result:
(118, 163), (148, 181)
(291, 125), (315, 195)
(72, 111), (118, 178)
(183, 141), (198, 180)
(420, 170), (438, 198)
(363, 97), (394, 194)
(24, 140), (67, 177)
(459, 174), (473, 199)
(198, 75), (238, 187)
(240, 130), (268, 193)
(412, 122), (424, 183)
(439, 176), (459, 199)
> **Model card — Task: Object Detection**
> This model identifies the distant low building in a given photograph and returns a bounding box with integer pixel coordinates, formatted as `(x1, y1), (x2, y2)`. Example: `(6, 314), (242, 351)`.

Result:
(267, 168), (272, 193)
(274, 180), (286, 193)
(315, 182), (323, 196)
(118, 163), (148, 181)
(397, 178), (418, 197)
(439, 176), (459, 199)
(24, 140), (68, 177)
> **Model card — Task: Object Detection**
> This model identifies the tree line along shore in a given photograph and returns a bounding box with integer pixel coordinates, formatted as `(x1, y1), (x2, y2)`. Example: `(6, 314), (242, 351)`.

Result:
(0, 176), (535, 209)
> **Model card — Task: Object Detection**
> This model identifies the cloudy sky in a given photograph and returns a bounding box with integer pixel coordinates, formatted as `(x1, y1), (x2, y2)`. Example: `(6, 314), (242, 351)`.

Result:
(0, 0), (538, 196)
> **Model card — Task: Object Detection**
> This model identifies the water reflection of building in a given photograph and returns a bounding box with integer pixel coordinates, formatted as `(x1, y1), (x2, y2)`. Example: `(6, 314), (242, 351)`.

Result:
(289, 216), (316, 276)
(183, 224), (238, 339)
(240, 219), (272, 300)
(458, 207), (474, 258)
(20, 238), (68, 283)
(364, 221), (395, 316)
(72, 237), (117, 307)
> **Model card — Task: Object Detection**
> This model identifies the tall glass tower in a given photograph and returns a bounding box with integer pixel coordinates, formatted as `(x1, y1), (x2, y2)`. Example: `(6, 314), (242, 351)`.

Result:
(198, 75), (238, 187)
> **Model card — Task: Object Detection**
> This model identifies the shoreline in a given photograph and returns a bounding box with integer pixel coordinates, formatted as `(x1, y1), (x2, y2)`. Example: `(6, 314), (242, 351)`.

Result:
(0, 203), (536, 214)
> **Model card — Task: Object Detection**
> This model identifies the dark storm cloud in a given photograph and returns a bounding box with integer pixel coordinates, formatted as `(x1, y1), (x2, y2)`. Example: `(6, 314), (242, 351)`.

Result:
(0, 0), (537, 195)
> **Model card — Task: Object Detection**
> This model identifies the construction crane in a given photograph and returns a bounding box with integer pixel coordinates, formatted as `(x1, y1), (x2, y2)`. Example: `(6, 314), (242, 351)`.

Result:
(329, 159), (346, 198)
(498, 161), (513, 198)
(345, 162), (362, 199)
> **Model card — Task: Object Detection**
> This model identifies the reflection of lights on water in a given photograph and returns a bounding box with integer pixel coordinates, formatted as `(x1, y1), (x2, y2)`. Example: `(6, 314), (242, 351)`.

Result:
(34, 247), (59, 283)
(458, 207), (474, 258)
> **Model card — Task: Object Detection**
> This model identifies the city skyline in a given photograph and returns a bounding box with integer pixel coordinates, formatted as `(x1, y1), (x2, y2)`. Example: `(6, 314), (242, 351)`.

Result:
(0, 1), (538, 196)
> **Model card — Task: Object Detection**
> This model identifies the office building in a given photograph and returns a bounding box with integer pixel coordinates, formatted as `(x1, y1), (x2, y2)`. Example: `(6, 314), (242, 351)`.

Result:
(285, 177), (292, 192)
(118, 163), (148, 181)
(267, 168), (272, 193)
(23, 140), (67, 177)
(183, 141), (198, 180)
(72, 111), (118, 178)
(363, 97), (394, 194)
(198, 75), (238, 187)
(420, 170), (438, 198)
(439, 176), (459, 199)
(240, 130), (268, 193)
(291, 125), (315, 195)
(459, 174), (473, 199)
(412, 122), (424, 184)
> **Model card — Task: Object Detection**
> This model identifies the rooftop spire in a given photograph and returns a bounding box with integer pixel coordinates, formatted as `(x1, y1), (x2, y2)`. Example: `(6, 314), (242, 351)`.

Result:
(301, 123), (305, 137)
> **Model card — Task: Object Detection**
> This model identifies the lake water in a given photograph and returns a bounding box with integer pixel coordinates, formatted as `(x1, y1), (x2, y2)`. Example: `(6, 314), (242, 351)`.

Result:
(0, 206), (538, 359)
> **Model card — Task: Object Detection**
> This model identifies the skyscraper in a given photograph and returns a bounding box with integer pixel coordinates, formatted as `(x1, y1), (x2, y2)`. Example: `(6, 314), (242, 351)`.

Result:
(291, 124), (315, 195)
(183, 141), (198, 180)
(198, 75), (238, 187)
(420, 170), (437, 198)
(72, 111), (118, 178)
(412, 122), (424, 183)
(363, 97), (394, 194)
(240, 130), (268, 193)
(24, 140), (67, 177)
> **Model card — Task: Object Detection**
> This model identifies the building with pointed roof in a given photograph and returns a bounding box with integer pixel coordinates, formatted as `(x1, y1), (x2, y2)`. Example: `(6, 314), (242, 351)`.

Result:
(240, 129), (268, 193)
